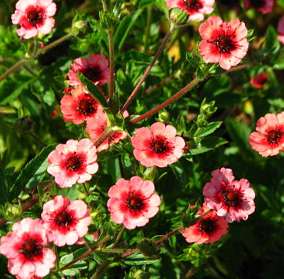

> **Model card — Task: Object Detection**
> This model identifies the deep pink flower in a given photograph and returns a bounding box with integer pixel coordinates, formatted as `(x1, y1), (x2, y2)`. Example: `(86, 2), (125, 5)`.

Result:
(60, 85), (104, 124)
(41, 195), (91, 247)
(198, 16), (249, 70)
(11, 0), (56, 39)
(167, 0), (214, 21)
(0, 218), (56, 279)
(243, 0), (274, 14)
(277, 15), (284, 44)
(249, 112), (284, 156)
(131, 122), (185, 168)
(68, 54), (110, 86)
(182, 204), (228, 244)
(250, 72), (268, 89)
(203, 168), (255, 222)
(86, 113), (127, 152)
(107, 176), (161, 230)
(47, 138), (99, 188)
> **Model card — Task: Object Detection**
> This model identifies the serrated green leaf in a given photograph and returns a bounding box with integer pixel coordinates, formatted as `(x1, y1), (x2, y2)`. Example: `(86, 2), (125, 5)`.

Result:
(195, 122), (222, 138)
(123, 253), (160, 265)
(190, 137), (227, 155)
(0, 168), (9, 205)
(60, 254), (74, 265)
(186, 52), (200, 68)
(9, 144), (56, 201)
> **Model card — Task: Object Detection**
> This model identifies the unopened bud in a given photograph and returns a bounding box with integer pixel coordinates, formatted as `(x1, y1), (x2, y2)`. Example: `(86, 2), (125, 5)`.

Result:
(15, 116), (33, 133)
(169, 8), (189, 25)
(134, 270), (150, 279)
(72, 20), (89, 37)
(137, 238), (159, 257)
(200, 101), (217, 117)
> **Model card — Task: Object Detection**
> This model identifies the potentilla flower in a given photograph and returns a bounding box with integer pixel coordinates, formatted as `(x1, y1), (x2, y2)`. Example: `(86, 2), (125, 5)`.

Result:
(41, 195), (91, 247)
(107, 176), (161, 229)
(243, 0), (274, 14)
(60, 85), (104, 124)
(249, 112), (284, 156)
(11, 0), (56, 39)
(0, 218), (56, 279)
(250, 72), (268, 89)
(167, 0), (215, 22)
(131, 122), (185, 168)
(277, 15), (284, 44)
(203, 168), (255, 222)
(68, 54), (110, 86)
(182, 204), (229, 244)
(86, 113), (127, 152)
(47, 138), (99, 188)
(198, 16), (249, 70)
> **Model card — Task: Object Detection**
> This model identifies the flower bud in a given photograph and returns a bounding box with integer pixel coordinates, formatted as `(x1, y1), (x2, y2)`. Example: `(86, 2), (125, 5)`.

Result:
(72, 20), (89, 38)
(200, 101), (217, 117)
(134, 270), (150, 279)
(169, 8), (189, 25)
(15, 116), (33, 133)
(137, 238), (159, 257)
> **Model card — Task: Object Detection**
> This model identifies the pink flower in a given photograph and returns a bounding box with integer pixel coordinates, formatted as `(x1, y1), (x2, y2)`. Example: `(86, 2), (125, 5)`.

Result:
(243, 0), (274, 14)
(86, 113), (127, 152)
(167, 0), (214, 21)
(277, 15), (284, 44)
(11, 0), (56, 39)
(131, 122), (185, 168)
(60, 85), (104, 124)
(249, 112), (284, 156)
(182, 204), (229, 244)
(203, 168), (255, 222)
(68, 54), (110, 86)
(41, 195), (91, 247)
(47, 138), (99, 188)
(0, 218), (56, 279)
(198, 16), (249, 70)
(250, 72), (268, 89)
(107, 176), (161, 230)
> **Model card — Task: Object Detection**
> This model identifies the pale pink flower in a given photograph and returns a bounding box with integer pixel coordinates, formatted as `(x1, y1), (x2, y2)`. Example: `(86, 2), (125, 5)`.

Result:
(41, 195), (91, 247)
(47, 138), (99, 188)
(11, 0), (56, 39)
(167, 0), (215, 22)
(203, 168), (255, 222)
(249, 112), (284, 156)
(199, 16), (249, 70)
(182, 204), (229, 244)
(243, 0), (274, 14)
(68, 54), (110, 86)
(0, 218), (56, 279)
(277, 15), (284, 44)
(60, 85), (104, 124)
(107, 176), (161, 230)
(250, 72), (268, 89)
(86, 113), (127, 152)
(131, 122), (185, 168)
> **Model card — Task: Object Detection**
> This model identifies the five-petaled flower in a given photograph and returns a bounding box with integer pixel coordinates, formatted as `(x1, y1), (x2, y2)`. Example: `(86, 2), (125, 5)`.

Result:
(131, 122), (185, 168)
(198, 16), (249, 70)
(60, 85), (104, 124)
(250, 72), (268, 89)
(47, 138), (99, 188)
(68, 54), (110, 87)
(249, 112), (284, 156)
(203, 168), (255, 222)
(182, 204), (229, 244)
(0, 218), (56, 279)
(11, 0), (56, 39)
(41, 195), (91, 247)
(107, 176), (161, 230)
(167, 0), (215, 22)
(243, 0), (274, 14)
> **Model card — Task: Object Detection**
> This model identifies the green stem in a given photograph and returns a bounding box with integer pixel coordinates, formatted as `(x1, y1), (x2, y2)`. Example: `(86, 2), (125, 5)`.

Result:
(94, 126), (114, 148)
(129, 76), (201, 125)
(144, 6), (153, 52)
(83, 183), (90, 196)
(28, 131), (47, 147)
(91, 261), (112, 279)
(107, 29), (115, 109)
(97, 248), (139, 253)
(113, 227), (125, 247)
(120, 26), (176, 114)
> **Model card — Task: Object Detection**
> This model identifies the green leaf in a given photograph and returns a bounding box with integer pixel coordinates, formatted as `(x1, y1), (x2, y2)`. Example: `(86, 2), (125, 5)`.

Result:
(9, 144), (56, 201)
(113, 0), (124, 16)
(117, 51), (152, 65)
(0, 168), (9, 205)
(186, 52), (200, 68)
(265, 25), (280, 56)
(170, 161), (187, 185)
(213, 93), (247, 108)
(190, 137), (227, 155)
(78, 73), (108, 108)
(139, 0), (153, 8)
(123, 253), (160, 265)
(195, 122), (222, 138)
(60, 254), (74, 265)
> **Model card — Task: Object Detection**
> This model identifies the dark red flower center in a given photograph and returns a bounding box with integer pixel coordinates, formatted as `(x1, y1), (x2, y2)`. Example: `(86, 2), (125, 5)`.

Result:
(77, 95), (97, 116)
(82, 67), (102, 82)
(126, 194), (144, 211)
(151, 136), (170, 154)
(55, 211), (73, 226)
(267, 129), (284, 144)
(184, 0), (203, 11)
(221, 187), (241, 206)
(213, 35), (234, 53)
(199, 219), (215, 233)
(26, 7), (43, 26)
(66, 155), (82, 171)
(249, 0), (265, 8)
(21, 239), (43, 258)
